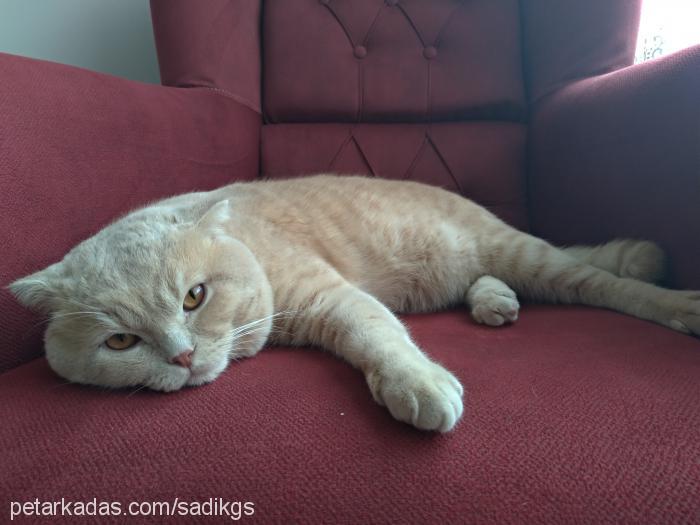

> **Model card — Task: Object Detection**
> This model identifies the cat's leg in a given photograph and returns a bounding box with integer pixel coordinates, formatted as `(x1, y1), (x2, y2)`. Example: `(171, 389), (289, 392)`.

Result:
(466, 275), (519, 326)
(561, 239), (665, 283)
(275, 277), (463, 432)
(487, 229), (700, 336)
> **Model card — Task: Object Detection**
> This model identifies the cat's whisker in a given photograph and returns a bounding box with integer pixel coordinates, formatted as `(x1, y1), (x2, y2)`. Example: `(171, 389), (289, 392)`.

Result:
(126, 384), (148, 398)
(219, 312), (302, 350)
(221, 333), (263, 349)
(256, 325), (294, 338)
(48, 311), (106, 321)
(229, 310), (299, 335)
(225, 323), (293, 357)
(221, 321), (286, 344)
(218, 313), (299, 347)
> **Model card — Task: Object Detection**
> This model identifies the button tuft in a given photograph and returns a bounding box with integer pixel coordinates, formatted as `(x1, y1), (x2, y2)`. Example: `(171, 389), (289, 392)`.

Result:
(423, 46), (438, 59)
(354, 45), (368, 59)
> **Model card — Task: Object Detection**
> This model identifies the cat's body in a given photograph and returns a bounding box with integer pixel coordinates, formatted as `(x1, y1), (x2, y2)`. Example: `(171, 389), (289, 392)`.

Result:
(11, 176), (700, 432)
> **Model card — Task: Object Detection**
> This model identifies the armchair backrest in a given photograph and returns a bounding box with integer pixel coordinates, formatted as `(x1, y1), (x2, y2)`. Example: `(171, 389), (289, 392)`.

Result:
(151, 0), (640, 231)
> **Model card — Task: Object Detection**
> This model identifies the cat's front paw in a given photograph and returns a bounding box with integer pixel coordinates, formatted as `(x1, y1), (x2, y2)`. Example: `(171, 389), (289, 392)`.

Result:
(366, 359), (463, 432)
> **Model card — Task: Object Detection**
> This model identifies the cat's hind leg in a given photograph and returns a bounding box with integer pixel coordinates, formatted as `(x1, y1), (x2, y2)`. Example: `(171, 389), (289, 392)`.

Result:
(466, 275), (519, 326)
(487, 229), (700, 337)
(562, 239), (666, 283)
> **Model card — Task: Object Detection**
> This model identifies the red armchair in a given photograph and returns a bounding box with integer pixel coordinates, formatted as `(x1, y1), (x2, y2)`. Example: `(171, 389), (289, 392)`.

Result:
(1, 1), (698, 523)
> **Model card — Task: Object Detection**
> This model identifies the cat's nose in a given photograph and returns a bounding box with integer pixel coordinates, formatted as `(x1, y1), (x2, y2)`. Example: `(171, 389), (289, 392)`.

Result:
(171, 349), (194, 368)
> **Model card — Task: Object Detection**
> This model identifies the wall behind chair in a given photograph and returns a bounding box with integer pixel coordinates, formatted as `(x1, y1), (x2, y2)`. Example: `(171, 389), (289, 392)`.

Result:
(0, 0), (160, 83)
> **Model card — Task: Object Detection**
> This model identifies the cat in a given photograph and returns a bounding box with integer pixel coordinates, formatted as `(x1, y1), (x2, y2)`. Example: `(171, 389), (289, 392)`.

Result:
(10, 175), (699, 432)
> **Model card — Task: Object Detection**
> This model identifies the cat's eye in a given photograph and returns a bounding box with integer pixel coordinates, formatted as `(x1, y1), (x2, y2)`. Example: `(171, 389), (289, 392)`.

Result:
(183, 284), (206, 311)
(105, 333), (140, 351)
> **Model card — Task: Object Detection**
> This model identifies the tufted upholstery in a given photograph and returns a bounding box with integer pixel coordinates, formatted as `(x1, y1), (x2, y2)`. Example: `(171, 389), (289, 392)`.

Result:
(3, 1), (700, 524)
(263, 0), (525, 123)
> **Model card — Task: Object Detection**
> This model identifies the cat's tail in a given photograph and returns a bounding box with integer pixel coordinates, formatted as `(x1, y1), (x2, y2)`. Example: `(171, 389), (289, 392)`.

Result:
(561, 239), (665, 283)
(486, 229), (699, 336)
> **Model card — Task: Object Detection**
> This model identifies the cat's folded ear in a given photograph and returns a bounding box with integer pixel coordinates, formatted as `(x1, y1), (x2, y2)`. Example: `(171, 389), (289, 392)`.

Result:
(8, 262), (65, 314)
(195, 200), (231, 235)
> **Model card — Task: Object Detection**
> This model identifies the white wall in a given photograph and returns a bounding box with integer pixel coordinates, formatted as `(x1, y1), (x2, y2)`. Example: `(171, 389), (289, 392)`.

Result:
(0, 0), (160, 83)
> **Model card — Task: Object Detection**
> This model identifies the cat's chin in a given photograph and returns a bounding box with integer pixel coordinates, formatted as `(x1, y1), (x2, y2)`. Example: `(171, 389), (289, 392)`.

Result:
(146, 366), (226, 392)
(146, 374), (191, 393)
(186, 368), (223, 387)
(185, 356), (229, 388)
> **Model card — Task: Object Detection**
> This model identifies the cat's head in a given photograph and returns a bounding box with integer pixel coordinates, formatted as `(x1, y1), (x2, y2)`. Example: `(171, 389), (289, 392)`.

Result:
(9, 200), (274, 392)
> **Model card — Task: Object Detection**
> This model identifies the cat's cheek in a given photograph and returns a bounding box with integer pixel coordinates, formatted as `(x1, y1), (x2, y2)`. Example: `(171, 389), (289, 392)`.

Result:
(46, 350), (84, 385)
(44, 332), (91, 386)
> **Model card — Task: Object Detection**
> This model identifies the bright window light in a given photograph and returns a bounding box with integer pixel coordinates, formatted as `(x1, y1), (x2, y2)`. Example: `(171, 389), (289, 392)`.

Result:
(635, 0), (700, 62)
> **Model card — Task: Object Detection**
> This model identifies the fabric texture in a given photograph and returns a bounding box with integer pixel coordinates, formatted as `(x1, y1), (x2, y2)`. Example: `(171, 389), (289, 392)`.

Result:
(3, 0), (700, 522)
(1, 307), (699, 524)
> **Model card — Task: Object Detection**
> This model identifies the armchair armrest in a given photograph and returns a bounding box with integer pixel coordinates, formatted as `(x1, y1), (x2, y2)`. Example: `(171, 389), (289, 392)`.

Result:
(0, 53), (261, 372)
(529, 46), (700, 289)
(150, 0), (261, 113)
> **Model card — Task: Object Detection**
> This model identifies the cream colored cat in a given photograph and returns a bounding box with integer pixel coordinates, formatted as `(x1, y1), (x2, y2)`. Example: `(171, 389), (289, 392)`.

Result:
(10, 176), (699, 432)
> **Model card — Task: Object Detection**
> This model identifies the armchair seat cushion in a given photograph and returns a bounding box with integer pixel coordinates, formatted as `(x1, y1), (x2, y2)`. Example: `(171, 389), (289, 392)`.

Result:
(3, 306), (698, 523)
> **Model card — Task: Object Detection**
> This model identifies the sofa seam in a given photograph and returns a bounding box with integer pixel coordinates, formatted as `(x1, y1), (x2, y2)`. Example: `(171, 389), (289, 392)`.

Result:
(182, 84), (261, 113)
